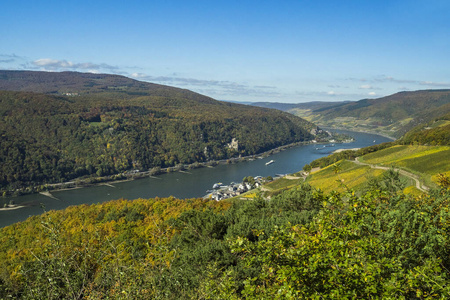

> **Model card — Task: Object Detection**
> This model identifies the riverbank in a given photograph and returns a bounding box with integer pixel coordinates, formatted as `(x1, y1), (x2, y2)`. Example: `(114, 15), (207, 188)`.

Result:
(333, 148), (360, 153)
(0, 128), (359, 199)
(322, 126), (397, 141)
(0, 205), (25, 211)
(1, 139), (322, 199)
(0, 130), (393, 228)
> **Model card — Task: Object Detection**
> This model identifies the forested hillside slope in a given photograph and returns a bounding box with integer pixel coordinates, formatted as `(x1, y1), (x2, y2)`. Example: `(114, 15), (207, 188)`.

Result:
(307, 90), (450, 137)
(0, 71), (315, 192)
(400, 111), (450, 145)
(252, 90), (450, 138)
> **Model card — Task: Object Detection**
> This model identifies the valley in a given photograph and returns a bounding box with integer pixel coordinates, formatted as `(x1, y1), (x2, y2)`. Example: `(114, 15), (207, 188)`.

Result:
(0, 129), (390, 228)
(0, 71), (316, 195)
(3, 1), (450, 298)
(0, 71), (449, 299)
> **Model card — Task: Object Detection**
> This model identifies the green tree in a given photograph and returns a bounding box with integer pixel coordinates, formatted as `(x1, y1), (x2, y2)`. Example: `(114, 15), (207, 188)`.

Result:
(302, 163), (312, 172)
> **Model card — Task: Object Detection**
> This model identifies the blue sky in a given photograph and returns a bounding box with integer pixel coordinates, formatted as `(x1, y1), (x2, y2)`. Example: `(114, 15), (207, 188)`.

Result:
(1, 0), (449, 103)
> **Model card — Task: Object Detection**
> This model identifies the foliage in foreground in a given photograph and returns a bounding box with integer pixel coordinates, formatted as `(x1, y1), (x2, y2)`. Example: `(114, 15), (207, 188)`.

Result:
(210, 182), (450, 299)
(0, 176), (449, 299)
(0, 184), (321, 299)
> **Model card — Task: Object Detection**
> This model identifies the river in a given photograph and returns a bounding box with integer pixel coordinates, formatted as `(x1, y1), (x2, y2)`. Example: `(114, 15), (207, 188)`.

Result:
(0, 130), (392, 227)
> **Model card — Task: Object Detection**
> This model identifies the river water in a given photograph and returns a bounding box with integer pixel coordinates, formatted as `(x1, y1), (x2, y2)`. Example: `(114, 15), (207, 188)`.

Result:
(0, 130), (392, 227)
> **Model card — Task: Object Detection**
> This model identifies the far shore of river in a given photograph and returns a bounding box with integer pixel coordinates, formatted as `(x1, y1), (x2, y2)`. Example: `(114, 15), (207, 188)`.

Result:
(321, 126), (397, 141)
(0, 205), (26, 211)
(1, 127), (388, 202)
(1, 139), (321, 200)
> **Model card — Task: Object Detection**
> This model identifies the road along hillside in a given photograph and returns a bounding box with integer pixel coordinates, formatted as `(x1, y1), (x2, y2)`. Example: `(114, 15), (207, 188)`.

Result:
(352, 157), (429, 192)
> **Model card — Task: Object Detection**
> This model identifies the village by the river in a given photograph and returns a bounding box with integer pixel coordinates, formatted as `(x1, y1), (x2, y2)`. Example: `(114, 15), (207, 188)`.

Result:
(206, 175), (270, 201)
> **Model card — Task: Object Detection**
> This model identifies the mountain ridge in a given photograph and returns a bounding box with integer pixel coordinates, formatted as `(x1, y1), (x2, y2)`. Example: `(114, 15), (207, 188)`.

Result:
(251, 90), (450, 138)
(311, 89), (450, 137)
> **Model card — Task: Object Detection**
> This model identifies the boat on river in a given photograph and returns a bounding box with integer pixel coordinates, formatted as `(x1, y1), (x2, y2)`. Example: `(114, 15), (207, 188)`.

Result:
(212, 182), (223, 189)
(265, 160), (274, 166)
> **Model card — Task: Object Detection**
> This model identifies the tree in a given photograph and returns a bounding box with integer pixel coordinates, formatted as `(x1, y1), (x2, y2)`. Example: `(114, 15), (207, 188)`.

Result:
(303, 163), (312, 172)
(380, 167), (405, 194)
(243, 176), (255, 186)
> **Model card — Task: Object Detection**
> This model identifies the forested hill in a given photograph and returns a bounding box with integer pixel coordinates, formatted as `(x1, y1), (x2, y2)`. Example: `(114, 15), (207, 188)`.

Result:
(399, 111), (450, 146)
(307, 89), (450, 137)
(0, 70), (207, 100)
(0, 71), (316, 192)
(250, 90), (450, 138)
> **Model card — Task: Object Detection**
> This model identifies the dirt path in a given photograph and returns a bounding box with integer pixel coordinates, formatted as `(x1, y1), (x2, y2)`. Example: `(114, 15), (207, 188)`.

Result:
(352, 157), (429, 192)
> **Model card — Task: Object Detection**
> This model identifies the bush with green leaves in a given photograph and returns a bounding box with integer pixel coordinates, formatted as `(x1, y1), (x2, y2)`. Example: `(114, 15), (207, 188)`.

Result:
(204, 182), (450, 299)
(1, 178), (449, 298)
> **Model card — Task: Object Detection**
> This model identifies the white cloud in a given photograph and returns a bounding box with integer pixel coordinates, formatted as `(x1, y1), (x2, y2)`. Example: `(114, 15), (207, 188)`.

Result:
(32, 58), (119, 72)
(33, 58), (72, 68)
(327, 91), (336, 95)
(349, 75), (450, 88)
(130, 72), (283, 99)
(420, 81), (450, 87)
(131, 72), (145, 78)
(0, 54), (28, 67)
(368, 92), (376, 96)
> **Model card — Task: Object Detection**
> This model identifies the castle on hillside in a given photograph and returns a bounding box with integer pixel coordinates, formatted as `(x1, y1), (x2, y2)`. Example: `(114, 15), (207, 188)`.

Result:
(227, 138), (239, 151)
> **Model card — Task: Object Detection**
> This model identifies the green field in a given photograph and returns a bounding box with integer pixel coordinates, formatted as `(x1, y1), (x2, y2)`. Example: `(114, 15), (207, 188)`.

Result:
(360, 145), (449, 167)
(360, 145), (450, 186)
(249, 145), (449, 197)
(306, 160), (384, 193)
(264, 177), (304, 190)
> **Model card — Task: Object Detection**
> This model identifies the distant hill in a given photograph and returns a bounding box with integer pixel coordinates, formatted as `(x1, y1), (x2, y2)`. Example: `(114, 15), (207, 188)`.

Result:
(306, 90), (450, 138)
(0, 70), (316, 191)
(250, 101), (350, 112)
(250, 91), (450, 138)
(221, 99), (254, 105)
(0, 70), (176, 94)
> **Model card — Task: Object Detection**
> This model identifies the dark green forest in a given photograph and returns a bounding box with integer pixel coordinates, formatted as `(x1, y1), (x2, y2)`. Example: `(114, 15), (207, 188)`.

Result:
(0, 71), (315, 192)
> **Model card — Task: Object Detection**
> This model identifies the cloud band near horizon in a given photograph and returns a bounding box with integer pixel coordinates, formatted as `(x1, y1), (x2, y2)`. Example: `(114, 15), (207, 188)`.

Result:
(1, 55), (449, 102)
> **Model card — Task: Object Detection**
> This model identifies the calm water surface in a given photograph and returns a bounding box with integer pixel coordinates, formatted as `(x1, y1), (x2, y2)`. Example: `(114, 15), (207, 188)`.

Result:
(0, 130), (392, 227)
